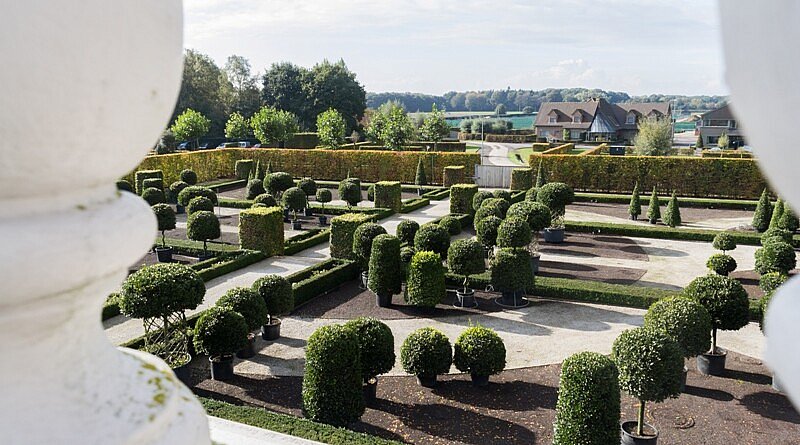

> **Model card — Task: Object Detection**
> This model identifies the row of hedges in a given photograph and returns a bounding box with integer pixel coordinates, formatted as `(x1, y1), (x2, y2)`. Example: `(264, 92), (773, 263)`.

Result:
(400, 197), (430, 213)
(577, 143), (606, 156)
(289, 259), (359, 307)
(284, 229), (331, 256)
(353, 141), (466, 152)
(700, 149), (754, 158)
(574, 192), (760, 210)
(532, 142), (551, 152)
(257, 132), (319, 149)
(540, 143), (574, 155)
(531, 154), (769, 199)
(128, 148), (480, 186)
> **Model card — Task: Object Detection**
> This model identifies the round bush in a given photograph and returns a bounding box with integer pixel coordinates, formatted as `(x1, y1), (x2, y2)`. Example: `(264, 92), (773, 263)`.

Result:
(476, 215), (502, 249)
(367, 234), (402, 297)
(447, 238), (486, 279)
(491, 248), (532, 292)
(612, 326), (683, 404)
(406, 250), (446, 308)
(536, 182), (574, 217)
(492, 189), (512, 202)
(366, 184), (375, 202)
(706, 253), (737, 276)
(151, 203), (176, 234)
(353, 222), (387, 269)
(553, 352), (620, 445)
(180, 169), (198, 185)
(480, 197), (510, 219)
(755, 240), (796, 275)
(453, 325), (506, 377)
(438, 215), (462, 236)
(187, 210), (220, 243)
(142, 187), (165, 206)
(644, 296), (712, 358)
(761, 227), (793, 245)
(760, 271), (789, 294)
(413, 223), (450, 258)
(400, 327), (452, 378)
(474, 205), (504, 225)
(193, 306), (249, 358)
(282, 187), (308, 213)
(216, 287), (268, 330)
(253, 193), (277, 207)
(497, 217), (532, 248)
(178, 185), (217, 206)
(302, 324), (365, 426)
(116, 179), (134, 193)
(246, 179), (266, 200)
(252, 274), (294, 316)
(120, 263), (205, 319)
(712, 232), (737, 252)
(187, 196), (214, 214)
(684, 274), (750, 336)
(343, 317), (395, 381)
(169, 180), (189, 203)
(338, 180), (362, 207)
(316, 188), (332, 204)
(472, 191), (493, 211)
(297, 177), (318, 197)
(142, 177), (163, 191)
(396, 219), (420, 245)
(266, 172), (295, 196)
(507, 201), (551, 232)
(524, 187), (537, 202)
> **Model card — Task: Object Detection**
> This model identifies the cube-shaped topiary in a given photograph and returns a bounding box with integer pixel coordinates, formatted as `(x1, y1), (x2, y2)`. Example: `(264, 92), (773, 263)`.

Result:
(343, 317), (396, 382)
(472, 191), (493, 212)
(338, 179), (362, 208)
(367, 234), (402, 298)
(706, 253), (737, 276)
(476, 215), (502, 249)
(447, 239), (486, 291)
(453, 325), (506, 378)
(235, 159), (254, 180)
(142, 177), (164, 191)
(117, 179), (134, 193)
(352, 222), (387, 270)
(450, 184), (478, 215)
(187, 196), (214, 215)
(413, 223), (450, 258)
(644, 296), (712, 358)
(120, 263), (205, 319)
(246, 179), (266, 200)
(684, 274), (750, 353)
(442, 165), (465, 187)
(396, 219), (420, 245)
(400, 327), (452, 379)
(297, 177), (318, 197)
(375, 181), (402, 212)
(180, 169), (198, 185)
(135, 169), (163, 195)
(282, 187), (308, 219)
(438, 215), (462, 236)
(266, 172), (295, 197)
(187, 210), (220, 256)
(553, 351), (620, 445)
(330, 213), (371, 259)
(755, 240), (796, 275)
(510, 168), (533, 191)
(238, 206), (284, 256)
(496, 217), (532, 249)
(151, 203), (176, 247)
(178, 185), (217, 207)
(193, 306), (249, 359)
(480, 197), (510, 219)
(216, 287), (268, 331)
(491, 248), (532, 293)
(406, 250), (446, 308)
(302, 324), (365, 426)
(252, 274), (294, 317)
(712, 232), (737, 253)
(253, 193), (278, 207)
(142, 187), (165, 206)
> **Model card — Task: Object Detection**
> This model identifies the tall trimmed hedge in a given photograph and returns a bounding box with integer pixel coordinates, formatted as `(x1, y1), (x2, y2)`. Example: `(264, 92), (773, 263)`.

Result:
(450, 184), (478, 215)
(135, 170), (163, 195)
(368, 235), (402, 298)
(443, 165), (465, 187)
(330, 213), (371, 259)
(406, 250), (446, 308)
(374, 181), (402, 212)
(510, 168), (533, 191)
(491, 248), (532, 292)
(239, 206), (284, 255)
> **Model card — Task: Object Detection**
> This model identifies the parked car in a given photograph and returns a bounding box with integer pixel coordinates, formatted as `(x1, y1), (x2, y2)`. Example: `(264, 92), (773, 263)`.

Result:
(238, 141), (252, 148)
(217, 142), (238, 149)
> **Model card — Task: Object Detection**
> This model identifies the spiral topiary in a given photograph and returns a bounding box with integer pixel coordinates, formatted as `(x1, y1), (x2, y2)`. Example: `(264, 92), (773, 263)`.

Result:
(453, 325), (506, 378)
(413, 223), (450, 258)
(343, 317), (395, 382)
(216, 287), (268, 330)
(400, 327), (452, 379)
(396, 219), (420, 245)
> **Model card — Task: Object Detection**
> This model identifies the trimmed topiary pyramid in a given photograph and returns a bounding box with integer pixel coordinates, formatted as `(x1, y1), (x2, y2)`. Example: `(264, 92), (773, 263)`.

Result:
(752, 188), (773, 232)
(646, 187), (660, 224)
(663, 191), (682, 227)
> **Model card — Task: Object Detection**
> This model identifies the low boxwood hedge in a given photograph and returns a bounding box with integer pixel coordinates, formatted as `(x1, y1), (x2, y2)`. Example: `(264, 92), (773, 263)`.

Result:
(400, 197), (430, 213)
(285, 228), (330, 256)
(290, 259), (359, 308)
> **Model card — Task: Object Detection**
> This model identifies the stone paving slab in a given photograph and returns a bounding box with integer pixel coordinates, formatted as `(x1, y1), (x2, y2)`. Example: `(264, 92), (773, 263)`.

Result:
(210, 416), (324, 445)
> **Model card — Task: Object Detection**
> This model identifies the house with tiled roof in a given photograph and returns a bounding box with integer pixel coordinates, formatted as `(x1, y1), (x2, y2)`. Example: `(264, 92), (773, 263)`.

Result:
(534, 98), (672, 143)
(696, 103), (746, 148)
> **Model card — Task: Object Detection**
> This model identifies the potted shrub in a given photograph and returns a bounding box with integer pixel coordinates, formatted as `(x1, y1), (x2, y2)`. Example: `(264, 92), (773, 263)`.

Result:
(216, 287), (268, 360)
(413, 223), (450, 258)
(367, 234), (402, 307)
(491, 247), (533, 308)
(405, 250), (446, 311)
(343, 317), (395, 406)
(265, 171), (294, 198)
(187, 196), (214, 215)
(142, 186), (165, 206)
(683, 274), (750, 375)
(476, 215), (502, 258)
(712, 232), (737, 253)
(447, 238), (486, 308)
(180, 168), (198, 185)
(400, 327), (452, 387)
(282, 186), (307, 230)
(496, 217), (532, 251)
(169, 180), (189, 212)
(151, 203), (176, 262)
(629, 182), (642, 221)
(297, 178), (317, 216)
(353, 222), (387, 288)
(553, 352), (620, 445)
(315, 188), (332, 225)
(187, 210), (220, 261)
(453, 325), (506, 386)
(252, 193), (277, 207)
(396, 219), (420, 246)
(536, 182), (574, 243)
(245, 178), (266, 200)
(706, 253), (737, 276)
(252, 274), (294, 341)
(646, 187), (661, 224)
(612, 327), (683, 445)
(193, 307), (249, 381)
(644, 296), (712, 391)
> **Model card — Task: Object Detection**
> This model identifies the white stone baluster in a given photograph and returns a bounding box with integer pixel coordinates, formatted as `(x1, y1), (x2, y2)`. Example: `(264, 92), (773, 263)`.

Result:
(0, 1), (210, 443)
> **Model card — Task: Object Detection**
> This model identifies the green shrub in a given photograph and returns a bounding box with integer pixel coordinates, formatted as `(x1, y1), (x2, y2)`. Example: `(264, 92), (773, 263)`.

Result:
(168, 180), (188, 203)
(297, 178), (318, 197)
(406, 251), (446, 308)
(367, 235), (402, 298)
(187, 210), (220, 253)
(282, 187), (308, 217)
(375, 181), (402, 212)
(450, 184), (478, 215)
(178, 185), (218, 206)
(142, 177), (164, 191)
(490, 248), (532, 292)
(217, 287), (268, 330)
(524, 187), (537, 202)
(646, 187), (661, 223)
(760, 272), (789, 294)
(352, 222), (387, 269)
(476, 215), (502, 249)
(493, 189), (512, 202)
(453, 325), (505, 377)
(770, 198), (784, 229)
(644, 296), (711, 358)
(752, 188), (773, 232)
(316, 189), (332, 209)
(252, 274), (294, 316)
(152, 203), (176, 247)
(396, 220), (420, 245)
(117, 179), (134, 193)
(755, 241), (796, 275)
(180, 169), (198, 185)
(120, 263), (205, 319)
(480, 197), (510, 219)
(415, 157), (427, 186)
(438, 215), (462, 236)
(330, 213), (371, 259)
(536, 182), (574, 220)
(496, 217), (532, 248)
(510, 168), (533, 191)
(266, 172), (295, 196)
(235, 159), (254, 180)
(400, 246), (416, 277)
(253, 193), (278, 207)
(302, 324), (365, 426)
(760, 291), (774, 332)
(135, 170), (163, 195)
(663, 191), (682, 227)
(447, 238), (486, 286)
(778, 206), (799, 232)
(472, 191), (493, 212)
(400, 327), (452, 378)
(553, 352), (620, 445)
(193, 307), (249, 358)
(684, 274), (750, 352)
(187, 196), (214, 214)
(142, 187), (165, 205)
(338, 180), (362, 207)
(343, 317), (395, 382)
(706, 253), (737, 276)
(712, 232), (737, 252)
(629, 182), (641, 219)
(443, 165), (465, 187)
(413, 223), (450, 258)
(239, 206), (284, 255)
(507, 201), (551, 233)
(366, 184), (375, 202)
(761, 227), (793, 245)
(246, 179), (266, 200)
(474, 204), (504, 225)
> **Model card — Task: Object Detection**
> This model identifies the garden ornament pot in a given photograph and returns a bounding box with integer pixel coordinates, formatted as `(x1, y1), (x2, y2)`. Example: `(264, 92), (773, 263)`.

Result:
(363, 378), (378, 406)
(360, 270), (368, 290)
(209, 355), (235, 381)
(471, 373), (489, 387)
(304, 207), (314, 217)
(318, 215), (327, 226)
(261, 318), (281, 341)
(543, 227), (564, 243)
(291, 220), (302, 230)
(529, 254), (540, 275)
(417, 374), (437, 388)
(155, 246), (173, 263)
(498, 290), (528, 308)
(235, 333), (256, 359)
(697, 349), (727, 376)
(375, 292), (391, 308)
(455, 288), (477, 308)
(620, 421), (659, 445)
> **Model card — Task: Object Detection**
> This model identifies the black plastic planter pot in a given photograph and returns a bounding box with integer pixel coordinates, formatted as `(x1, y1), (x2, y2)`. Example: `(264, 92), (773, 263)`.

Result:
(649, 218), (657, 225)
(171, 353), (192, 386)
(236, 333), (256, 359)
(291, 220), (302, 230)
(696, 349), (727, 376)
(304, 207), (314, 217)
(209, 355), (235, 381)
(155, 246), (173, 263)
(497, 290), (528, 308)
(529, 254), (540, 275)
(283, 209), (291, 222)
(261, 319), (281, 341)
(375, 292), (392, 307)
(621, 421), (659, 445)
(417, 374), (437, 388)
(631, 214), (638, 221)
(363, 378), (378, 407)
(471, 373), (489, 387)
(543, 228), (564, 243)
(318, 215), (328, 226)
(455, 289), (477, 308)
(175, 204), (185, 214)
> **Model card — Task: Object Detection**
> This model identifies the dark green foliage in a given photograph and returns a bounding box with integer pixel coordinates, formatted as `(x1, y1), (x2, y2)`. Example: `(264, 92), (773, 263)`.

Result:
(282, 187), (308, 215)
(534, 158), (546, 188)
(330, 213), (371, 259)
(297, 178), (318, 197)
(338, 180), (362, 207)
(629, 182), (641, 218)
(187, 196), (214, 214)
(755, 240), (796, 275)
(235, 159), (254, 180)
(752, 188), (773, 232)
(706, 253), (737, 275)
(120, 263), (205, 319)
(116, 179), (134, 193)
(490, 248), (533, 292)
(476, 215), (502, 249)
(316, 188), (332, 207)
(193, 306), (249, 357)
(238, 206), (284, 255)
(510, 168), (533, 191)
(480, 197), (510, 219)
(374, 181), (402, 212)
(496, 217), (532, 248)
(253, 193), (278, 207)
(396, 220), (420, 245)
(169, 180), (189, 203)
(507, 201), (551, 232)
(663, 191), (682, 227)
(438, 215), (462, 236)
(684, 274), (750, 351)
(302, 324), (365, 426)
(524, 187), (537, 202)
(406, 250), (446, 308)
(493, 189), (512, 202)
(152, 203), (176, 246)
(187, 211), (220, 248)
(413, 223), (450, 258)
(536, 182), (574, 218)
(646, 187), (661, 223)
(770, 198), (784, 229)
(367, 235), (402, 297)
(474, 204), (504, 225)
(180, 169), (198, 185)
(135, 170), (163, 195)
(266, 172), (295, 196)
(246, 179), (266, 200)
(366, 185), (375, 202)
(778, 206), (799, 232)
(400, 327), (452, 378)
(760, 272), (789, 294)
(352, 222), (387, 269)
(447, 238), (486, 279)
(400, 246), (416, 277)
(472, 191), (493, 212)
(760, 291), (773, 332)
(142, 177), (164, 191)
(217, 287), (268, 330)
(343, 317), (395, 381)
(142, 187), (165, 205)
(644, 296), (712, 358)
(415, 157), (427, 186)
(450, 184), (479, 215)
(453, 325), (505, 377)
(761, 227), (793, 245)
(712, 232), (737, 252)
(553, 352), (620, 445)
(178, 185), (218, 206)
(252, 274), (294, 316)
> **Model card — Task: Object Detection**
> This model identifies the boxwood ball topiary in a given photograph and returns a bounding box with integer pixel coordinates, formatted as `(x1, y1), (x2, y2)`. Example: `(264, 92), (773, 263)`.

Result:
(474, 205), (504, 226)
(447, 238), (486, 279)
(297, 177), (318, 197)
(352, 222), (387, 269)
(282, 187), (308, 214)
(246, 178), (266, 200)
(453, 325), (506, 377)
(644, 296), (712, 358)
(406, 250), (446, 308)
(142, 187), (165, 205)
(187, 196), (214, 214)
(116, 179), (134, 193)
(253, 193), (277, 207)
(266, 172), (295, 196)
(216, 287), (268, 331)
(315, 188), (332, 205)
(536, 182), (574, 217)
(396, 219), (420, 245)
(491, 248), (533, 293)
(493, 189), (512, 202)
(553, 352), (620, 445)
(180, 169), (198, 185)
(178, 185), (217, 207)
(120, 263), (205, 319)
(343, 317), (396, 382)
(400, 327), (452, 378)
(761, 227), (793, 245)
(151, 203), (176, 235)
(480, 197), (510, 219)
(187, 210), (220, 243)
(338, 180), (362, 207)
(760, 271), (789, 294)
(193, 306), (249, 358)
(438, 215), (462, 236)
(302, 324), (365, 426)
(476, 215), (502, 249)
(142, 177), (163, 191)
(507, 201), (551, 232)
(169, 180), (188, 203)
(472, 191), (493, 212)
(712, 232), (737, 252)
(706, 253), (737, 276)
(496, 217), (532, 248)
(612, 327), (683, 405)
(413, 223), (450, 258)
(252, 274), (294, 316)
(368, 234), (402, 298)
(684, 274), (750, 351)
(755, 240), (796, 275)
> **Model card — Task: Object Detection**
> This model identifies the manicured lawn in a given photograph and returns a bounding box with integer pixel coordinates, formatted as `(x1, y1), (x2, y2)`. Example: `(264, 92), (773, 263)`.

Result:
(509, 147), (533, 165)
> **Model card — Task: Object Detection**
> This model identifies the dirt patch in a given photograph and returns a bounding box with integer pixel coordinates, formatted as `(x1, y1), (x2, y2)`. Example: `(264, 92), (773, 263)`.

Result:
(537, 232), (649, 262)
(571, 201), (752, 227)
(129, 250), (200, 273)
(731, 269), (798, 300)
(537, 260), (646, 285)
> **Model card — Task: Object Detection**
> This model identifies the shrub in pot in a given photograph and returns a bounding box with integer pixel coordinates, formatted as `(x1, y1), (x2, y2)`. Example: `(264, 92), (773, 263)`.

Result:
(476, 215), (502, 253)
(352, 222), (387, 271)
(187, 210), (220, 260)
(116, 179), (134, 193)
(252, 193), (277, 207)
(396, 219), (420, 245)
(536, 182), (574, 243)
(315, 188), (332, 225)
(338, 179), (362, 208)
(151, 203), (176, 262)
(169, 180), (189, 208)
(612, 327), (683, 444)
(252, 274), (293, 341)
(367, 234), (402, 307)
(472, 191), (493, 212)
(180, 168), (198, 185)
(282, 186), (307, 230)
(646, 187), (661, 224)
(507, 200), (550, 271)
(553, 351), (620, 445)
(496, 217), (532, 249)
(712, 232), (737, 253)
(755, 240), (796, 275)
(265, 171), (294, 197)
(216, 287), (268, 359)
(400, 327), (452, 387)
(343, 317), (395, 405)
(438, 215), (462, 236)
(491, 248), (533, 307)
(480, 197), (510, 219)
(193, 307), (249, 381)
(177, 185), (217, 207)
(142, 187), (165, 206)
(187, 196), (214, 215)
(706, 253), (737, 276)
(405, 250), (446, 310)
(297, 177), (318, 198)
(628, 182), (642, 220)
(413, 223), (450, 258)
(447, 238), (486, 307)
(302, 324), (365, 425)
(683, 274), (750, 375)
(453, 325), (506, 386)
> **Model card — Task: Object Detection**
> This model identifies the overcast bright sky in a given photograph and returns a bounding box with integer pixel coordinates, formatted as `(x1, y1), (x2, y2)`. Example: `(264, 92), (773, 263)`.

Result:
(184, 0), (726, 96)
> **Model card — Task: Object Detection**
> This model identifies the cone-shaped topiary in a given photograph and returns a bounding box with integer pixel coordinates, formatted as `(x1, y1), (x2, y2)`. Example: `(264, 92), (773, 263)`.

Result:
(706, 253), (737, 276)
(367, 234), (402, 298)
(755, 240), (796, 275)
(534, 158), (546, 188)
(245, 178), (266, 200)
(770, 198), (785, 229)
(453, 325), (506, 378)
(712, 232), (737, 253)
(415, 157), (427, 186)
(352, 222), (387, 270)
(396, 219), (420, 245)
(406, 250), (446, 308)
(187, 210), (220, 255)
(629, 182), (642, 219)
(193, 306), (249, 358)
(142, 187), (165, 206)
(646, 187), (660, 224)
(343, 317), (395, 382)
(472, 191), (493, 211)
(476, 215), (502, 249)
(496, 217), (532, 248)
(216, 287), (268, 331)
(553, 351), (620, 445)
(413, 223), (450, 258)
(151, 203), (176, 247)
(644, 296), (712, 358)
(400, 327), (452, 380)
(684, 274), (750, 353)
(778, 206), (799, 232)
(187, 196), (214, 215)
(180, 169), (198, 185)
(252, 274), (294, 317)
(663, 191), (682, 227)
(447, 238), (486, 292)
(438, 215), (462, 236)
(752, 188), (773, 232)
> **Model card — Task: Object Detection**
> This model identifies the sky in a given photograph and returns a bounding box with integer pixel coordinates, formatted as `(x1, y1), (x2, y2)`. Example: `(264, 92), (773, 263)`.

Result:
(184, 0), (727, 96)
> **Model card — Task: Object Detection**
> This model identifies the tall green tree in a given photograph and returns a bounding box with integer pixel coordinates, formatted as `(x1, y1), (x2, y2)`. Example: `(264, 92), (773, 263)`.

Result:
(419, 104), (450, 150)
(770, 198), (785, 229)
(171, 49), (230, 137)
(170, 109), (211, 147)
(302, 59), (366, 132)
(261, 62), (308, 125)
(629, 182), (641, 219)
(663, 191), (682, 227)
(633, 116), (673, 156)
(224, 112), (251, 139)
(250, 107), (299, 147)
(366, 101), (415, 150)
(646, 187), (661, 224)
(316, 108), (346, 149)
(222, 55), (261, 118)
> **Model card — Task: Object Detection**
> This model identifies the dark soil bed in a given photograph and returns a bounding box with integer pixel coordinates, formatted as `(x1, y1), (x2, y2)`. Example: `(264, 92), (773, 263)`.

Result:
(571, 201), (753, 228)
(537, 232), (648, 261)
(190, 350), (800, 445)
(732, 269), (798, 300)
(129, 249), (200, 273)
(537, 260), (646, 285)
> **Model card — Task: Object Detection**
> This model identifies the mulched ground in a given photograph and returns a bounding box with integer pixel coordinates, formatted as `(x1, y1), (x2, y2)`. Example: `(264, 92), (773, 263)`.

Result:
(731, 269), (798, 300)
(570, 201), (753, 228)
(537, 232), (649, 262)
(219, 185), (422, 202)
(190, 350), (800, 445)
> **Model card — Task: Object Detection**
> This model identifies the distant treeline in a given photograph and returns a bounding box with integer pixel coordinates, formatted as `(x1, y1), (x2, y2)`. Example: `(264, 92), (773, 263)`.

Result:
(366, 89), (727, 113)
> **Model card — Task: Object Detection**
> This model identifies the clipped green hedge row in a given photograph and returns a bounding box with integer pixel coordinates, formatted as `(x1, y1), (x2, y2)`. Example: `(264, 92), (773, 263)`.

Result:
(510, 168), (533, 190)
(450, 184), (478, 215)
(400, 197), (430, 213)
(421, 187), (451, 201)
(285, 229), (331, 256)
(290, 259), (359, 307)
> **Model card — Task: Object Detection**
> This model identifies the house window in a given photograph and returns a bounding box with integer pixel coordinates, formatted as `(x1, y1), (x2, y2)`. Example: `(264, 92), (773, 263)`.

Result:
(730, 120), (737, 129)
(573, 112), (581, 123)
(549, 116), (556, 124)
(626, 112), (636, 124)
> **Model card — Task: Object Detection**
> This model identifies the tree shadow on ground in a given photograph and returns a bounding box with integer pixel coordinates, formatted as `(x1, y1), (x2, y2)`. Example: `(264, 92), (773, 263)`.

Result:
(431, 378), (557, 411)
(723, 368), (773, 385)
(739, 391), (800, 423)
(683, 384), (734, 402)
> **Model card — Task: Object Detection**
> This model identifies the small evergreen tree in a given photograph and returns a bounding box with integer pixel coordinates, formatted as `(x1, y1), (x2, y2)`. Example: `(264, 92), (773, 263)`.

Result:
(535, 159), (546, 188)
(770, 198), (785, 229)
(717, 131), (729, 149)
(752, 188), (773, 232)
(663, 191), (681, 227)
(628, 182), (641, 220)
(415, 157), (427, 186)
(779, 206), (800, 232)
(646, 187), (661, 224)
(696, 134), (704, 149)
